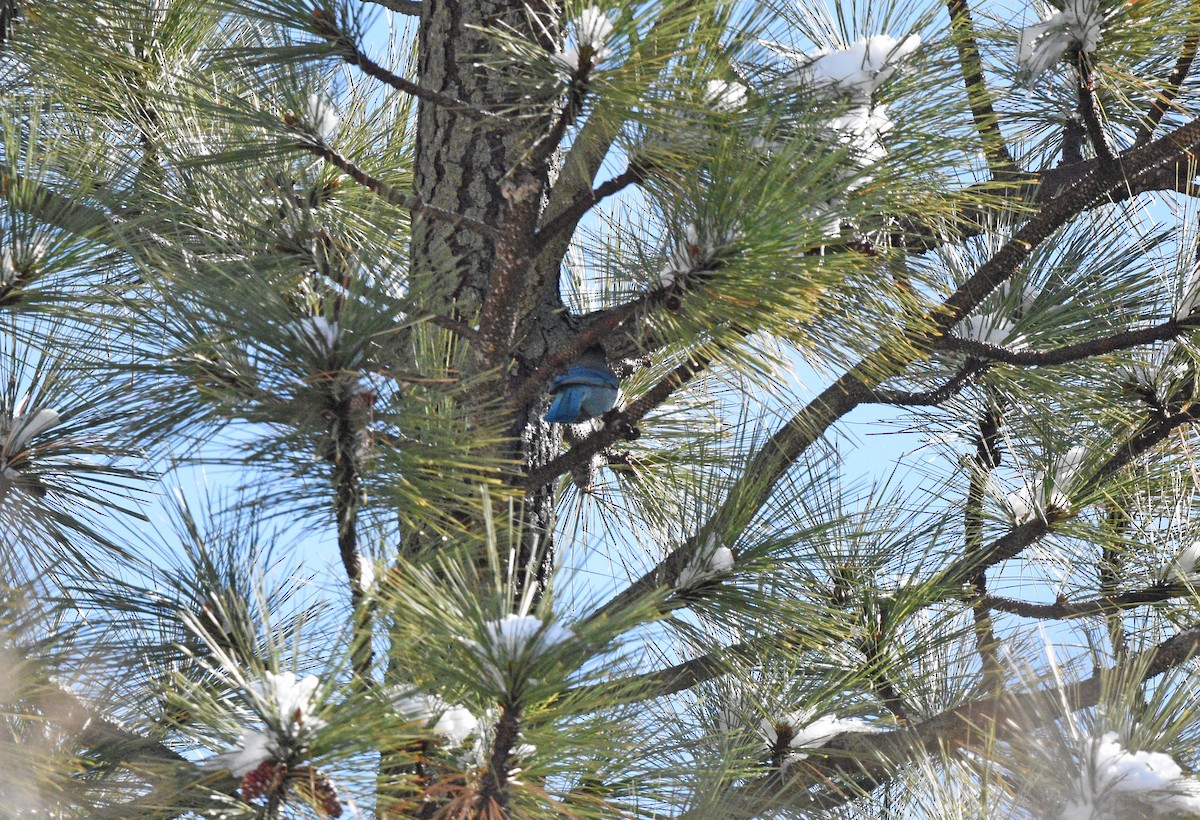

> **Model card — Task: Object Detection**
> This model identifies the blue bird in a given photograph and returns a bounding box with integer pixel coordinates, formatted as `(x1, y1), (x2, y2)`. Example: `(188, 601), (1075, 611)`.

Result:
(544, 347), (619, 424)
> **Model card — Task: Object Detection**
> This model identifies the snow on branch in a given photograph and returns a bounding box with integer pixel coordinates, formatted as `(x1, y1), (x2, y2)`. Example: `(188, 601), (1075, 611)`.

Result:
(1017, 0), (1107, 79)
(1060, 731), (1200, 819)
(551, 6), (616, 74)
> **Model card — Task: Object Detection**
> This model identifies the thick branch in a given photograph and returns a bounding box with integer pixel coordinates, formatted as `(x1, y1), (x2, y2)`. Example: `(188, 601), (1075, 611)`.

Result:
(366, 0), (422, 14)
(1076, 57), (1119, 170)
(945, 0), (1016, 175)
(1135, 27), (1199, 146)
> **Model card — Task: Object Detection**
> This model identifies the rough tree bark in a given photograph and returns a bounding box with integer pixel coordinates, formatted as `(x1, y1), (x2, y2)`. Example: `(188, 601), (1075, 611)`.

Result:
(409, 0), (575, 586)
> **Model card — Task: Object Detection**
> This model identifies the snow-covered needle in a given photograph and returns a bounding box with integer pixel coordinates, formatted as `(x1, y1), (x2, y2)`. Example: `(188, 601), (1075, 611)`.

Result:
(791, 34), (921, 101)
(288, 316), (340, 354)
(676, 534), (735, 589)
(1060, 731), (1200, 818)
(1168, 541), (1200, 583)
(704, 79), (747, 113)
(957, 310), (1027, 349)
(391, 687), (478, 746)
(1017, 0), (1106, 79)
(552, 6), (615, 72)
(304, 93), (340, 143)
(1005, 446), (1087, 524)
(759, 711), (878, 766)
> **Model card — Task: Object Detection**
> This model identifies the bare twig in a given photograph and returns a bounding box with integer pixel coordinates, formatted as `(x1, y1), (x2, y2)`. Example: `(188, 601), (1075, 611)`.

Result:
(866, 360), (990, 405)
(534, 166), (644, 249)
(939, 318), (1187, 366)
(305, 142), (497, 237)
(311, 9), (507, 124)
(983, 583), (1189, 619)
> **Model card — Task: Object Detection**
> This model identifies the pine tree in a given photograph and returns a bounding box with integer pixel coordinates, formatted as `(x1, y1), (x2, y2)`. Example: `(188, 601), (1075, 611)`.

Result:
(5, 0), (1200, 816)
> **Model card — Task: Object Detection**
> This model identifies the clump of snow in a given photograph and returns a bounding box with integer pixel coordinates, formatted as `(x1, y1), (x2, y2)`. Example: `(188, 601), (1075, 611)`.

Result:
(211, 672), (326, 776)
(1004, 446), (1087, 524)
(776, 34), (920, 162)
(1116, 349), (1186, 396)
(288, 316), (340, 354)
(658, 223), (738, 288)
(675, 534), (735, 589)
(1060, 731), (1200, 819)
(552, 6), (615, 72)
(0, 237), (49, 285)
(482, 613), (574, 658)
(1174, 263), (1200, 321)
(759, 710), (878, 766)
(704, 79), (747, 113)
(792, 34), (921, 100)
(1, 395), (61, 486)
(216, 729), (276, 777)
(391, 687), (478, 746)
(4, 398), (60, 454)
(1167, 541), (1200, 583)
(764, 34), (919, 235)
(956, 311), (1028, 349)
(304, 93), (340, 143)
(355, 554), (375, 593)
(1018, 0), (1106, 79)
(250, 671), (327, 741)
(997, 279), (1040, 319)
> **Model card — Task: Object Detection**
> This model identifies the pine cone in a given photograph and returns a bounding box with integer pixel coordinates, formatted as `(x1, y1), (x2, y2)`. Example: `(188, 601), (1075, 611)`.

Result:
(239, 759), (288, 801)
(293, 766), (343, 817)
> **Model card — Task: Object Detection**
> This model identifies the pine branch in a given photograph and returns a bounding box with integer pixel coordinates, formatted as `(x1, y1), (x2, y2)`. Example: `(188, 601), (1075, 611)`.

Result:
(940, 407), (1198, 588)
(535, 0), (703, 279)
(534, 166), (644, 250)
(1135, 23), (1200, 146)
(590, 116), (1200, 626)
(939, 318), (1188, 366)
(983, 582), (1189, 619)
(310, 8), (506, 124)
(945, 0), (1017, 176)
(965, 402), (1005, 691)
(0, 164), (115, 240)
(720, 623), (1200, 817)
(866, 360), (990, 405)
(1076, 56), (1119, 171)
(305, 141), (498, 237)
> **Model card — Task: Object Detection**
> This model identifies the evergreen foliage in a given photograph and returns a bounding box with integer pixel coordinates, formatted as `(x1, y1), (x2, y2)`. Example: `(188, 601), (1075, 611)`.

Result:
(4, 0), (1200, 816)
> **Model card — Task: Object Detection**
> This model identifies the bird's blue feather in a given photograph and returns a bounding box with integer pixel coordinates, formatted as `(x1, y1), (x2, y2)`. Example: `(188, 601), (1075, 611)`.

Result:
(544, 385), (588, 423)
